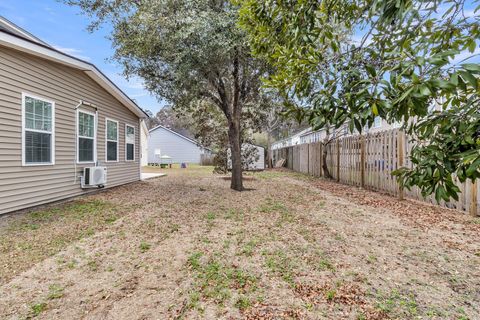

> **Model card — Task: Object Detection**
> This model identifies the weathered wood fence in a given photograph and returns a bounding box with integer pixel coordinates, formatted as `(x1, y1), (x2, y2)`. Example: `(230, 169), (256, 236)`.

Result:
(273, 128), (479, 216)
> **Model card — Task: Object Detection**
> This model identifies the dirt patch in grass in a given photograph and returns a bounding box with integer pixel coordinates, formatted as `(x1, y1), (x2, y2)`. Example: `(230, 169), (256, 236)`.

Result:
(0, 166), (479, 319)
(0, 199), (125, 285)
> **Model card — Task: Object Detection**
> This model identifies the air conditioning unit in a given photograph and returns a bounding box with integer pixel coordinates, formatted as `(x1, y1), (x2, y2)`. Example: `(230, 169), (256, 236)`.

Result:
(82, 166), (107, 188)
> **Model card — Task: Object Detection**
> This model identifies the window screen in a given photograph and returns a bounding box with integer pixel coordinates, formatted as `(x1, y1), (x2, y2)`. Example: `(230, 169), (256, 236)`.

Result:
(106, 120), (118, 161)
(23, 96), (53, 164)
(78, 111), (95, 162)
(126, 125), (135, 161)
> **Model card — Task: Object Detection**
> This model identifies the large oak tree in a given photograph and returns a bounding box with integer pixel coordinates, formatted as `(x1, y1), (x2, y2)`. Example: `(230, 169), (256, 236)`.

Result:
(65, 0), (267, 190)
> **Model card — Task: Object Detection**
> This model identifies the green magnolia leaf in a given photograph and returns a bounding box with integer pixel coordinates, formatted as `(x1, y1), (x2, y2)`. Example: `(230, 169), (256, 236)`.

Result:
(366, 65), (376, 77)
(462, 64), (480, 72)
(460, 70), (478, 89)
(468, 40), (477, 53)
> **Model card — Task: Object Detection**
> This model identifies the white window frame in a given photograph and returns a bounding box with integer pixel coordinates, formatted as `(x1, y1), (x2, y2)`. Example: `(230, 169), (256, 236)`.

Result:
(21, 92), (55, 166)
(373, 116), (382, 128)
(105, 118), (119, 162)
(125, 124), (135, 161)
(76, 109), (97, 164)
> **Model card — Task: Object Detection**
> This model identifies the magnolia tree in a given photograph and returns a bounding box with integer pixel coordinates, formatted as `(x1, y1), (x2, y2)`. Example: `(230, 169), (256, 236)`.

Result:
(238, 0), (480, 202)
(65, 0), (269, 191)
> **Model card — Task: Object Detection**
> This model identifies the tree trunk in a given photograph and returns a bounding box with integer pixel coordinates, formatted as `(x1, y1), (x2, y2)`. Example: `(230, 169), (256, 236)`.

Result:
(322, 133), (333, 179)
(322, 144), (332, 179)
(228, 117), (243, 191)
(267, 132), (272, 168)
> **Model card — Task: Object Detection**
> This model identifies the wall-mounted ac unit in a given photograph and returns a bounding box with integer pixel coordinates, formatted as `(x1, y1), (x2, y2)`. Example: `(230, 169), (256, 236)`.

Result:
(82, 166), (107, 188)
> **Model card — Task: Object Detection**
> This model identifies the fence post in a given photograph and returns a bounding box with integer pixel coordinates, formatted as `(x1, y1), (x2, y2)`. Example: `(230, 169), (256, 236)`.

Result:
(397, 131), (404, 200)
(470, 180), (478, 216)
(336, 139), (340, 182)
(360, 135), (365, 188)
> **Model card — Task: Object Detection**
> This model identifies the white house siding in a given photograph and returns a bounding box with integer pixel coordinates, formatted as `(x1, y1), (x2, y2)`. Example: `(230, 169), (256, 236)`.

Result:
(148, 126), (207, 164)
(140, 121), (149, 166)
(0, 46), (141, 215)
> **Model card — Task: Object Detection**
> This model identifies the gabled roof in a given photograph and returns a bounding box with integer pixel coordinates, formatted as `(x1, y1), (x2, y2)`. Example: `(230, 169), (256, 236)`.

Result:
(149, 124), (211, 151)
(0, 16), (51, 47)
(0, 16), (148, 119)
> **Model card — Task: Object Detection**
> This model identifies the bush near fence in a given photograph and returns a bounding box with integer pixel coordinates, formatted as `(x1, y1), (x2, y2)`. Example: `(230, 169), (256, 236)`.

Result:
(273, 128), (479, 216)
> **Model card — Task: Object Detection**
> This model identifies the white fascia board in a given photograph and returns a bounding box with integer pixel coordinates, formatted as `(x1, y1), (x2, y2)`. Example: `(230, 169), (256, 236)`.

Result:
(84, 70), (146, 118)
(0, 32), (146, 119)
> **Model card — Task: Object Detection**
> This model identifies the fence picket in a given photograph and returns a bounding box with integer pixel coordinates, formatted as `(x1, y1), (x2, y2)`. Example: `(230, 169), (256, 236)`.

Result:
(273, 128), (478, 216)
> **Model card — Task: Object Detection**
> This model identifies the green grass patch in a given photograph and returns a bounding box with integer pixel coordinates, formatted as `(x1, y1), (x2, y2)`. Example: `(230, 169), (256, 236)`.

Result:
(47, 284), (64, 300)
(258, 199), (294, 225)
(318, 257), (336, 272)
(255, 171), (286, 180)
(258, 199), (289, 214)
(205, 211), (216, 221)
(139, 241), (152, 253)
(375, 289), (418, 317)
(224, 208), (244, 221)
(240, 240), (258, 257)
(186, 251), (258, 311)
(263, 250), (296, 286)
(30, 302), (47, 317)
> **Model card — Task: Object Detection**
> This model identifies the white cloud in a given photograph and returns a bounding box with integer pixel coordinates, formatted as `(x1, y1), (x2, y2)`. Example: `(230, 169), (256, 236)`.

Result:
(129, 92), (149, 98)
(44, 6), (54, 15)
(106, 72), (145, 90)
(52, 45), (91, 61)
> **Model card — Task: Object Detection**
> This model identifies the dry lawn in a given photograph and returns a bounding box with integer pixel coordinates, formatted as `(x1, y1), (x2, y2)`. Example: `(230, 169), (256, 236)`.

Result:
(0, 166), (479, 319)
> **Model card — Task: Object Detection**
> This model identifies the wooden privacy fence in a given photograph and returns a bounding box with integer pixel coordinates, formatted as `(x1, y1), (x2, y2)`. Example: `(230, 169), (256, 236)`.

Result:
(273, 128), (479, 216)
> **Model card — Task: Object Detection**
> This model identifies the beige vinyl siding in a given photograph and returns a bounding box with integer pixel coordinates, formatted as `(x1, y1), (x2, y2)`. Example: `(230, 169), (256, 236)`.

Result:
(0, 46), (141, 215)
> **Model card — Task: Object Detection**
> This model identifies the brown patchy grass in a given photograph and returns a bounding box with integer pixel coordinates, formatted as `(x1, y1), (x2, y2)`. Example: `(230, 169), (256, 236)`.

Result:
(0, 199), (127, 285)
(0, 166), (479, 319)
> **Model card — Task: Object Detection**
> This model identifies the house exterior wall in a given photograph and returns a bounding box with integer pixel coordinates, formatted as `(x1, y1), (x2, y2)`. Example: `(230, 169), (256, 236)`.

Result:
(140, 121), (149, 167)
(273, 118), (403, 150)
(148, 127), (205, 164)
(0, 46), (141, 215)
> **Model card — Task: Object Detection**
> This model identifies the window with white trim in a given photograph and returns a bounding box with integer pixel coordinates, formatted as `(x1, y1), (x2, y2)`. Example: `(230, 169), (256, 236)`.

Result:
(77, 110), (96, 163)
(373, 116), (382, 128)
(106, 119), (118, 162)
(22, 94), (55, 165)
(125, 124), (135, 161)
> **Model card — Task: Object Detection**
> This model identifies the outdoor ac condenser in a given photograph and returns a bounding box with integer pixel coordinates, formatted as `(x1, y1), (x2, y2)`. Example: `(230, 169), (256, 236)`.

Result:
(82, 167), (107, 188)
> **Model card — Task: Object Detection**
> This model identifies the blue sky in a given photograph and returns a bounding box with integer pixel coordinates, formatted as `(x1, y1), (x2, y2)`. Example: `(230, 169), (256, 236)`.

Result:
(0, 0), (165, 114)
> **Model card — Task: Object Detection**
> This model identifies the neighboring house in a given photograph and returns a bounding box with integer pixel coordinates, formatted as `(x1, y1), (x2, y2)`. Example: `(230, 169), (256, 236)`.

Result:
(148, 125), (211, 164)
(271, 127), (311, 150)
(140, 121), (149, 167)
(272, 117), (401, 150)
(272, 100), (446, 150)
(0, 17), (148, 215)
